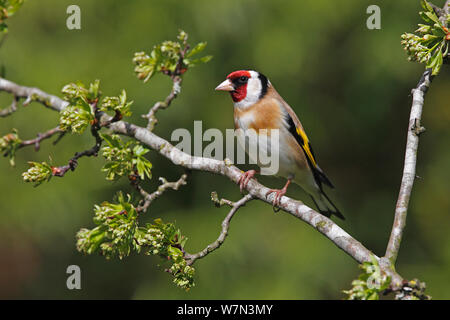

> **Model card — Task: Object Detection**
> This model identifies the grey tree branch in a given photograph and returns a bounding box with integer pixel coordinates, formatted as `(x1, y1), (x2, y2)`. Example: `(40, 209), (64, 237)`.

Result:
(383, 2), (449, 277)
(0, 76), (406, 288)
(185, 194), (253, 266)
(0, 78), (69, 112)
(385, 69), (434, 264)
(0, 94), (18, 117)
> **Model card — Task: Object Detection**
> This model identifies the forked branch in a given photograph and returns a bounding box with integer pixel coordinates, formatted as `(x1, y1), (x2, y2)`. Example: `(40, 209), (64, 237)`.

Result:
(185, 194), (254, 266)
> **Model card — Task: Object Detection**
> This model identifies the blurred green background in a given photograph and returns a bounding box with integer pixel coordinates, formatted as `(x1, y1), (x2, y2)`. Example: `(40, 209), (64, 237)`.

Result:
(0, 0), (449, 299)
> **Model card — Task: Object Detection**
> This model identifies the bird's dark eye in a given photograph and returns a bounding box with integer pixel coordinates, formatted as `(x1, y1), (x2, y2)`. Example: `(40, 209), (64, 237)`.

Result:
(230, 75), (249, 87)
(238, 76), (248, 83)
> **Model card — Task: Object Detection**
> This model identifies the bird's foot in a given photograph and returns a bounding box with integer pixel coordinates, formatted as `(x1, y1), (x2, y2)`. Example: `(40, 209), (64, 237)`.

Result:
(265, 179), (291, 210)
(238, 170), (258, 193)
(265, 188), (287, 208)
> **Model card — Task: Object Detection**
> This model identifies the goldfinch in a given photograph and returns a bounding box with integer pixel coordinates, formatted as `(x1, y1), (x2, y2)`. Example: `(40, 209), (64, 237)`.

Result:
(215, 70), (344, 220)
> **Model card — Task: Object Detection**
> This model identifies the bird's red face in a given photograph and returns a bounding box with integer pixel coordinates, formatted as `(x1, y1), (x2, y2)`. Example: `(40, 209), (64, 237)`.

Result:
(215, 70), (269, 107)
(224, 70), (251, 102)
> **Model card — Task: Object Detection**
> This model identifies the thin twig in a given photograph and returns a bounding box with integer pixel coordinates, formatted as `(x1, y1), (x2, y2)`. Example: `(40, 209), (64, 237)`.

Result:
(18, 126), (63, 151)
(134, 174), (188, 213)
(143, 37), (188, 131)
(144, 77), (182, 131)
(385, 69), (434, 263)
(185, 194), (253, 266)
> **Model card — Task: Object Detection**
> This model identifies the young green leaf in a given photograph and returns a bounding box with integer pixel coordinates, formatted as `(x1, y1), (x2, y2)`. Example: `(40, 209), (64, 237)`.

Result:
(187, 42), (207, 58)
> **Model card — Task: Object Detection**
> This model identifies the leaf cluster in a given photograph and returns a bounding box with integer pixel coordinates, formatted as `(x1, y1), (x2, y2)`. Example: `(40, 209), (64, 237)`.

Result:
(16, 30), (210, 291)
(133, 30), (212, 82)
(60, 80), (133, 134)
(401, 0), (450, 75)
(100, 134), (152, 181)
(0, 0), (24, 33)
(0, 128), (21, 166)
(100, 89), (133, 117)
(76, 193), (194, 290)
(343, 256), (391, 300)
(76, 192), (139, 260)
(59, 81), (99, 134)
(135, 218), (194, 290)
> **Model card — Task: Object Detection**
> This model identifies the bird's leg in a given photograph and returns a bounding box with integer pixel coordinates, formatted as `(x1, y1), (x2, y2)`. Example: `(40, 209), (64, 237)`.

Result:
(266, 179), (292, 208)
(238, 169), (259, 193)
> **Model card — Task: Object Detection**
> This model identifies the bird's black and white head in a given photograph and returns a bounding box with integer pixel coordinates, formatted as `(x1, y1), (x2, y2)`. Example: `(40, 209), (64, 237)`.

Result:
(215, 70), (270, 109)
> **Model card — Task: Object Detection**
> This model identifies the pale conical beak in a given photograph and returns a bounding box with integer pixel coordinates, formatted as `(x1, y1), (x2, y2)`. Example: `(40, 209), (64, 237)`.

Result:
(215, 79), (234, 91)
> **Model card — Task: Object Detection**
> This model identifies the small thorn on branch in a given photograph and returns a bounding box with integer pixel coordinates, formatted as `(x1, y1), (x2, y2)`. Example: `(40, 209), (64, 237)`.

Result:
(22, 95), (33, 106)
(211, 191), (235, 208)
(412, 118), (426, 136)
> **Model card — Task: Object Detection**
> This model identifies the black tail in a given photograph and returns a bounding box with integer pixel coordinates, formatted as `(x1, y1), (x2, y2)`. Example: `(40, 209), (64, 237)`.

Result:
(310, 190), (345, 220)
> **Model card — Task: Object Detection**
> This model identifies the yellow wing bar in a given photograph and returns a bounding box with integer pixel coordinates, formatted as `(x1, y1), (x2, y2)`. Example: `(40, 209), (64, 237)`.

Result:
(296, 127), (317, 168)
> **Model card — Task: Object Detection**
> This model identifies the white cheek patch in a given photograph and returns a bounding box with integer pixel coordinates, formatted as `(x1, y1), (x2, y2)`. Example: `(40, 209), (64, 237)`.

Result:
(234, 70), (262, 109)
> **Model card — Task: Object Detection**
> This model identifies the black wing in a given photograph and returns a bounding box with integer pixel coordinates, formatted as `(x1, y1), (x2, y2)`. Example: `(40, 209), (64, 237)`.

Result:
(285, 113), (334, 190)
